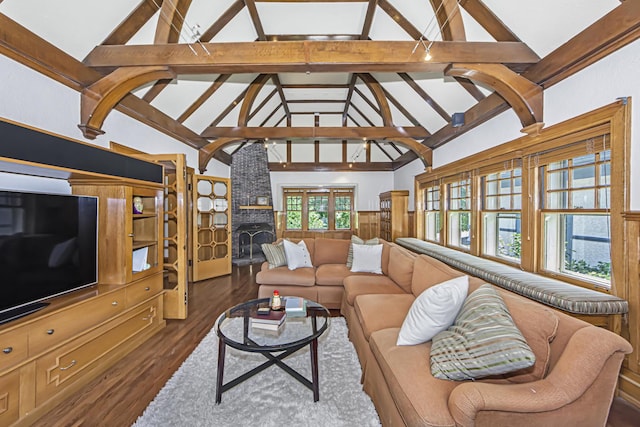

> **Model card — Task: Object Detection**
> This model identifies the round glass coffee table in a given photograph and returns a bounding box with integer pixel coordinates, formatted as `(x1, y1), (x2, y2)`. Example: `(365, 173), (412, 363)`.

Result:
(214, 297), (330, 403)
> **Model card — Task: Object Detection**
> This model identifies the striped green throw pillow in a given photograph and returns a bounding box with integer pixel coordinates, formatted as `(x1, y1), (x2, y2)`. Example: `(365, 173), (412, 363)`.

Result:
(430, 284), (535, 381)
(346, 236), (379, 267)
(261, 242), (287, 269)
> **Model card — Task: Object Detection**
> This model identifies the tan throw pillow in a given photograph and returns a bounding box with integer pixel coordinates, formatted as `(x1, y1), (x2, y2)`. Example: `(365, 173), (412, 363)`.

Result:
(346, 235), (379, 268)
(430, 284), (535, 381)
(261, 242), (287, 269)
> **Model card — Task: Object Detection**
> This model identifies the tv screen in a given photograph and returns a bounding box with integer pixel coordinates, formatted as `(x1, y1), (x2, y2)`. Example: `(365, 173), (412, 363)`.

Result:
(0, 190), (98, 324)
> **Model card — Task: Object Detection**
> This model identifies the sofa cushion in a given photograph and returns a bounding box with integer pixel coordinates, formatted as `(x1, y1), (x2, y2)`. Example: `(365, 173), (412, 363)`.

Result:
(343, 275), (406, 305)
(411, 254), (465, 297)
(351, 243), (383, 274)
(354, 294), (415, 340)
(261, 242), (287, 269)
(397, 275), (469, 346)
(497, 290), (559, 383)
(347, 235), (379, 267)
(314, 238), (351, 266)
(430, 284), (535, 381)
(387, 246), (415, 294)
(255, 265), (316, 286)
(283, 239), (313, 270)
(369, 328), (458, 427)
(315, 264), (352, 286)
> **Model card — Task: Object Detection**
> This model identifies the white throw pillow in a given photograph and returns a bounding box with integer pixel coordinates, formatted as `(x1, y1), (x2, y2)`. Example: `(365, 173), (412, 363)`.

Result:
(350, 243), (383, 274)
(396, 275), (469, 346)
(283, 239), (313, 270)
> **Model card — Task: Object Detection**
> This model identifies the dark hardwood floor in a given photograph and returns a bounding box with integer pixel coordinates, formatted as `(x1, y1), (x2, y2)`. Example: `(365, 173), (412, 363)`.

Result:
(33, 264), (639, 427)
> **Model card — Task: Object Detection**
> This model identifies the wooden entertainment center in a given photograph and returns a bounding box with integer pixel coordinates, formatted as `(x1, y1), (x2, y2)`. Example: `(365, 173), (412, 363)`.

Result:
(0, 120), (168, 426)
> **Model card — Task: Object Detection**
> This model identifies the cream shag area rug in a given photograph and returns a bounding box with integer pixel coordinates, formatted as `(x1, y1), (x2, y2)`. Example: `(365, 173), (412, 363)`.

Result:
(133, 317), (381, 427)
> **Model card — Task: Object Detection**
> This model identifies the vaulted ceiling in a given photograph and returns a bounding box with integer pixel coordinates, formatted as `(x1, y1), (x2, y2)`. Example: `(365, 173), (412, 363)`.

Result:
(0, 0), (637, 172)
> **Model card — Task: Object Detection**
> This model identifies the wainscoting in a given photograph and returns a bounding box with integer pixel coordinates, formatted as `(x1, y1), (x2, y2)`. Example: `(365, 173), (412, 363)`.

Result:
(273, 210), (414, 241)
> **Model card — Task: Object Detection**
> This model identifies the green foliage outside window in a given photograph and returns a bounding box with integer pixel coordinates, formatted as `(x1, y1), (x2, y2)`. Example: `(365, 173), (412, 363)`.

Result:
(287, 210), (301, 229)
(308, 196), (328, 229)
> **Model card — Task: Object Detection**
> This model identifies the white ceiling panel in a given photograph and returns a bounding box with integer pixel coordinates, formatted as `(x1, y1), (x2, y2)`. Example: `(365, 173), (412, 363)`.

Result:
(257, 3), (368, 35)
(0, 0), (136, 60)
(483, 0), (619, 57)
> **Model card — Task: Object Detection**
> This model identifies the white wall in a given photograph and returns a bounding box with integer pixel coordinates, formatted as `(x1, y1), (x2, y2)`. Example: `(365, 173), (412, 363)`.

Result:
(0, 54), (230, 194)
(393, 158), (427, 211)
(269, 171), (394, 211)
(428, 39), (640, 209)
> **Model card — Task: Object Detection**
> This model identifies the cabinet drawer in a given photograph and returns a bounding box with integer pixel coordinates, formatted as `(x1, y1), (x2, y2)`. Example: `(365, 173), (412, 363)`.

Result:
(126, 273), (163, 307)
(0, 326), (28, 373)
(35, 296), (162, 405)
(29, 289), (126, 357)
(0, 369), (20, 426)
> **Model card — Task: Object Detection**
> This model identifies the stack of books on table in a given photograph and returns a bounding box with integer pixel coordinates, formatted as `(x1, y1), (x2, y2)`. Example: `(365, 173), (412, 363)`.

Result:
(285, 297), (306, 317)
(250, 310), (286, 331)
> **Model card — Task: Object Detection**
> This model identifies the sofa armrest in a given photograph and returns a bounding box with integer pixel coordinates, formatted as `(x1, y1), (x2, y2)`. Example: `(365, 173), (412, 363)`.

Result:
(448, 326), (632, 426)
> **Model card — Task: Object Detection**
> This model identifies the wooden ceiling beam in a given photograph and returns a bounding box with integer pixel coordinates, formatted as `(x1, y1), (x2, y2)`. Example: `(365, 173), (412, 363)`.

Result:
(201, 126), (429, 139)
(248, 88), (278, 122)
(177, 74), (231, 123)
(380, 86), (424, 129)
(101, 0), (163, 46)
(79, 66), (175, 139)
(361, 0), (378, 40)
(141, 78), (174, 103)
(259, 105), (283, 127)
(200, 0), (245, 42)
(445, 63), (543, 132)
(245, 0), (267, 40)
(399, 72), (451, 122)
(458, 0), (520, 42)
(84, 41), (540, 73)
(372, 141), (395, 161)
(350, 103), (377, 127)
(378, 0), (422, 40)
(354, 87), (381, 117)
(269, 162), (395, 172)
(453, 76), (486, 102)
(429, 0), (466, 41)
(271, 74), (291, 119)
(426, 0), (640, 148)
(356, 73), (393, 125)
(0, 14), (226, 162)
(238, 74), (271, 126)
(342, 74), (358, 125)
(154, 0), (192, 44)
(208, 86), (249, 128)
(282, 84), (349, 89)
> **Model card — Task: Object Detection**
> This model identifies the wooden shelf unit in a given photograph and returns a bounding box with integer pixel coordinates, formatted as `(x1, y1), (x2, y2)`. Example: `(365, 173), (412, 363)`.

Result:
(379, 190), (409, 242)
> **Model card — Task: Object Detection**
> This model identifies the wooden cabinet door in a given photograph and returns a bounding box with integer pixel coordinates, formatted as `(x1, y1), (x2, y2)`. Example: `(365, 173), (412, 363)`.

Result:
(146, 154), (189, 319)
(191, 175), (231, 281)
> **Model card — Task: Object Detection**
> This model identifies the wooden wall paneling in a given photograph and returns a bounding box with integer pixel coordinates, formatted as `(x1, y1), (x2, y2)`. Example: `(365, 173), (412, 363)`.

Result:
(357, 211), (380, 240)
(620, 212), (640, 407)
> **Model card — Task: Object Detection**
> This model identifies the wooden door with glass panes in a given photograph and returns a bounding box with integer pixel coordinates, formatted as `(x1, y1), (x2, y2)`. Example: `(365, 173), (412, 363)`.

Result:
(192, 175), (231, 281)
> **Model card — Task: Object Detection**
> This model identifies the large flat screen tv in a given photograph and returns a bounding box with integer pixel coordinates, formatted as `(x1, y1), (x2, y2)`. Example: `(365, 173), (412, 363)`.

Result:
(0, 190), (98, 324)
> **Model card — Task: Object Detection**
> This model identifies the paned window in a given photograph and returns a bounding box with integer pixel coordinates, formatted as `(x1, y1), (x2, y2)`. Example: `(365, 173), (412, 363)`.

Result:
(481, 164), (522, 262)
(334, 194), (352, 230)
(308, 195), (329, 230)
(540, 140), (611, 287)
(285, 194), (302, 230)
(283, 187), (354, 231)
(447, 177), (471, 250)
(424, 183), (441, 243)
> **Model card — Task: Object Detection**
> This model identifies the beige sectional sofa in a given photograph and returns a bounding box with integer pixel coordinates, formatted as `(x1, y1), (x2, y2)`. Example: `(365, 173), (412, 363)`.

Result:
(257, 237), (633, 426)
(256, 237), (414, 309)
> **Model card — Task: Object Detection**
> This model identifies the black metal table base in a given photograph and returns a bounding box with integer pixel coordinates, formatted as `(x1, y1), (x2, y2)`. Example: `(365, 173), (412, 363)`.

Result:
(215, 336), (320, 404)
